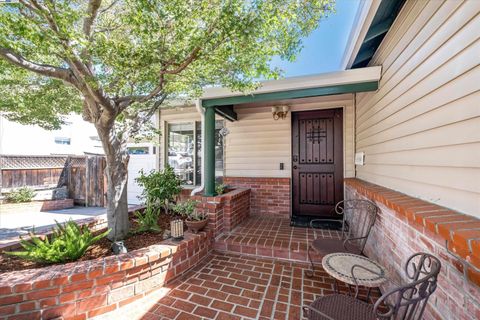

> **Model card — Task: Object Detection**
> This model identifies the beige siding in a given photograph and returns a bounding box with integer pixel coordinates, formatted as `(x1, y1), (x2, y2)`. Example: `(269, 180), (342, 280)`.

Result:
(158, 94), (356, 180)
(355, 0), (480, 216)
(225, 94), (355, 178)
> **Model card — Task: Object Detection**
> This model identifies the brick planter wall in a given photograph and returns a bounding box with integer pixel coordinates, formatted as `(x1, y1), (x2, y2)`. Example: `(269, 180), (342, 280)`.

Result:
(41, 199), (75, 211)
(190, 188), (251, 237)
(223, 177), (290, 217)
(0, 199), (74, 214)
(0, 230), (213, 320)
(345, 178), (480, 320)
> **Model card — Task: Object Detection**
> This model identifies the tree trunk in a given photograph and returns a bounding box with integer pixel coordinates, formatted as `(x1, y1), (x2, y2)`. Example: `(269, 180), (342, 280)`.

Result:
(96, 124), (130, 241)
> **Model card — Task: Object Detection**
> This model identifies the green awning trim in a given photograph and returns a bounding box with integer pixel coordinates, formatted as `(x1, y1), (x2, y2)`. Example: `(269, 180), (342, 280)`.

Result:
(352, 0), (406, 69)
(202, 81), (378, 110)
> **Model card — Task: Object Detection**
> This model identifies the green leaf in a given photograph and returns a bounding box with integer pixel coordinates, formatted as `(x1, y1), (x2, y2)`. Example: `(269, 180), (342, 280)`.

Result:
(5, 219), (110, 264)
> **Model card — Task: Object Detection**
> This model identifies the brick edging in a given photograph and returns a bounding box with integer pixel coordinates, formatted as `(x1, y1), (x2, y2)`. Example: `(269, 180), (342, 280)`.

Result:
(345, 178), (480, 285)
(0, 230), (213, 319)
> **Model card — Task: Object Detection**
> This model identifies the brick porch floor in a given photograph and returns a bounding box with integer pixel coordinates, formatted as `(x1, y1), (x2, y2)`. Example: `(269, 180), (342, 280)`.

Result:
(93, 218), (381, 320)
(214, 216), (342, 262)
(101, 251), (381, 320)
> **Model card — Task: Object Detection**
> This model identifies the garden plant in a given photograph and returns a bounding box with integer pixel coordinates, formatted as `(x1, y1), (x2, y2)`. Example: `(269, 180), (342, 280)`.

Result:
(6, 220), (110, 264)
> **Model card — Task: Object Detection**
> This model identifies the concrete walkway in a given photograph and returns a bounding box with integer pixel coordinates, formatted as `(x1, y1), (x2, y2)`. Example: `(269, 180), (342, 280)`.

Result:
(0, 206), (106, 241)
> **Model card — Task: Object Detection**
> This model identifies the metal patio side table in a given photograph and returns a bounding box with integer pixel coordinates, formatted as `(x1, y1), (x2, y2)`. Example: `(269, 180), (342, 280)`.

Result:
(322, 252), (388, 301)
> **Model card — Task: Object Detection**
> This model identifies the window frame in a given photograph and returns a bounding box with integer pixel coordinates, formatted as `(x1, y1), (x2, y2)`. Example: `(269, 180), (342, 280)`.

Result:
(164, 119), (224, 187)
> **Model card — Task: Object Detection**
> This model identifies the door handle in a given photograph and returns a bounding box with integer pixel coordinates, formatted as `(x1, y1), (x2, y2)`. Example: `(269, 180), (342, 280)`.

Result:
(293, 165), (298, 169)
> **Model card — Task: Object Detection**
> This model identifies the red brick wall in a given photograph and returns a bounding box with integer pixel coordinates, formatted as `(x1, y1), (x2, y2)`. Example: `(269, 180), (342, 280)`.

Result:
(190, 188), (251, 236)
(0, 231), (213, 320)
(223, 177), (290, 217)
(41, 199), (74, 211)
(222, 189), (250, 232)
(345, 178), (480, 320)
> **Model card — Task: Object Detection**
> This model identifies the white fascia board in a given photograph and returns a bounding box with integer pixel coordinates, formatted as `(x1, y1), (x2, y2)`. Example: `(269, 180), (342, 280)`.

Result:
(341, 0), (382, 70)
(201, 66), (382, 100)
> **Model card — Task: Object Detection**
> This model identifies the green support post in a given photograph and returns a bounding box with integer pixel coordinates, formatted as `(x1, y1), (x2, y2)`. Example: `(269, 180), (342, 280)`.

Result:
(204, 105), (216, 196)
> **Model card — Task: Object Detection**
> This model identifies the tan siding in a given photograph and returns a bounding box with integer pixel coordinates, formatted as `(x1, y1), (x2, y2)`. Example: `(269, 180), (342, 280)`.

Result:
(356, 0), (480, 216)
(225, 94), (355, 178)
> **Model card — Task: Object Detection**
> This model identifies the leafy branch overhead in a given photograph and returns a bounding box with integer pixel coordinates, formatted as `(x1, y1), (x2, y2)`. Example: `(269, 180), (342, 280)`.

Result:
(0, 0), (334, 131)
(0, 0), (334, 241)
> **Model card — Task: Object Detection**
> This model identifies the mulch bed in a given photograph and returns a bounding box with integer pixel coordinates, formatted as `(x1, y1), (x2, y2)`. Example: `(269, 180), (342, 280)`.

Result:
(0, 212), (182, 273)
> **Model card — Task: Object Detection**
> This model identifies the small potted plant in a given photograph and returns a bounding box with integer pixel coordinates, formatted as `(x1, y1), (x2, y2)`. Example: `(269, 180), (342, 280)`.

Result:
(173, 200), (208, 234)
(215, 183), (226, 195)
(185, 210), (208, 234)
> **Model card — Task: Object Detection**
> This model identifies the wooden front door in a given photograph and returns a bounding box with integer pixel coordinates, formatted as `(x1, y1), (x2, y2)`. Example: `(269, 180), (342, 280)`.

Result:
(292, 109), (343, 218)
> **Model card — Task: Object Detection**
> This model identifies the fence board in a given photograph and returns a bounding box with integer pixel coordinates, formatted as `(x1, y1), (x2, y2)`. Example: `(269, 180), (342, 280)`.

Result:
(1, 155), (106, 207)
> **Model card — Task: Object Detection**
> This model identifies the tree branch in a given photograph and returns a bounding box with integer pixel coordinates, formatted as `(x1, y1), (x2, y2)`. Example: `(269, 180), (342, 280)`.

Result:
(0, 47), (75, 84)
(114, 73), (165, 109)
(83, 0), (102, 37)
(99, 0), (119, 15)
(161, 11), (224, 76)
(162, 47), (202, 75)
(127, 94), (167, 137)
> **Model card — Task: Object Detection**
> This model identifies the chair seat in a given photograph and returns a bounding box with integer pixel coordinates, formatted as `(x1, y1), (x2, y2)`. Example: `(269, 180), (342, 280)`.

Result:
(306, 294), (376, 320)
(311, 238), (362, 256)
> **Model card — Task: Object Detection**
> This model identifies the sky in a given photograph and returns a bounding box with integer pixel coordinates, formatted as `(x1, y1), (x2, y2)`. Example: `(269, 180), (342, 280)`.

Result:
(270, 0), (361, 77)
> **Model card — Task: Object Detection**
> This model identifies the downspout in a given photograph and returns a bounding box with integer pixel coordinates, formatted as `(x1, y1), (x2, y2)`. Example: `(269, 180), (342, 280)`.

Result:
(191, 99), (205, 196)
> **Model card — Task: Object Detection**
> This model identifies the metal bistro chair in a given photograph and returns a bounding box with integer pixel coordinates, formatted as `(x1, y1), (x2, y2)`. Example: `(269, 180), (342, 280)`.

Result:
(306, 199), (378, 277)
(303, 252), (442, 320)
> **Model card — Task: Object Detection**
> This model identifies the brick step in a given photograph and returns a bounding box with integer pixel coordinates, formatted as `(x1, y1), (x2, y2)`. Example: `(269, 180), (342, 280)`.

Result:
(214, 237), (310, 262)
(213, 216), (341, 263)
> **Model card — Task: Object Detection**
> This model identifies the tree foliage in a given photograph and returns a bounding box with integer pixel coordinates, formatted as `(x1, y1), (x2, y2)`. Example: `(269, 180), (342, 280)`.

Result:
(0, 0), (334, 240)
(0, 0), (334, 128)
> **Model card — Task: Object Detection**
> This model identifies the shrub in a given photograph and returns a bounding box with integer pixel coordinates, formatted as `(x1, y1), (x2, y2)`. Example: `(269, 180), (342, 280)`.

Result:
(215, 183), (226, 195)
(6, 187), (36, 203)
(133, 206), (162, 233)
(135, 166), (182, 213)
(6, 220), (110, 264)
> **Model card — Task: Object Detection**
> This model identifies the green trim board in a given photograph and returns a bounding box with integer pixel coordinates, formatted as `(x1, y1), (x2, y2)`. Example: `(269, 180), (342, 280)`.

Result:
(202, 81), (378, 109)
(352, 0), (406, 69)
(203, 106), (217, 196)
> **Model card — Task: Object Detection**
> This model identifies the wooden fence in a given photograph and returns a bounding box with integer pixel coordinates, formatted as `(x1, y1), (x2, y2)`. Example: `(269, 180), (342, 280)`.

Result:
(0, 155), (106, 207)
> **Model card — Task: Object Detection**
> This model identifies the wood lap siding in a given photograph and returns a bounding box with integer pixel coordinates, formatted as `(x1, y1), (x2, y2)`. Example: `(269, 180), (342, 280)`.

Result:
(355, 0), (480, 216)
(226, 94), (355, 179)
(158, 95), (356, 180)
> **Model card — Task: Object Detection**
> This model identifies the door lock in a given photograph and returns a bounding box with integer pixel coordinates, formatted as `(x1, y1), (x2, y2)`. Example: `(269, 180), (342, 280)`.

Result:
(293, 165), (298, 169)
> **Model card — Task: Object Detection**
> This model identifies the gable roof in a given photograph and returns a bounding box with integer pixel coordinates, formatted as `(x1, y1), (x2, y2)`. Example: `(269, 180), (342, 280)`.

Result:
(343, 0), (407, 69)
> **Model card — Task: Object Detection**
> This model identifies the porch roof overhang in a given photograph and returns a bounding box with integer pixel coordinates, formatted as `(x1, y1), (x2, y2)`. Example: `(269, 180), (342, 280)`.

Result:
(199, 66), (381, 197)
(200, 66), (382, 121)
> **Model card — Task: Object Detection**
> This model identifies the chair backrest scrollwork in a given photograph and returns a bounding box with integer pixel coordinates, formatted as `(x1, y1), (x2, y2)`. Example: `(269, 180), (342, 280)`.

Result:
(374, 253), (441, 320)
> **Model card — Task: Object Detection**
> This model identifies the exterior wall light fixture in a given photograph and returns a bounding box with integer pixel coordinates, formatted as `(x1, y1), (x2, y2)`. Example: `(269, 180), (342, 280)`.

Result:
(272, 105), (289, 120)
